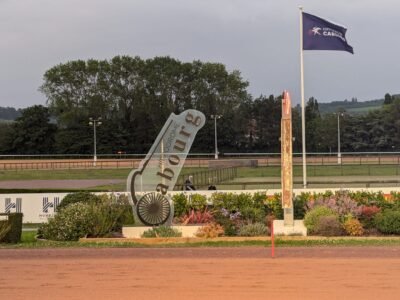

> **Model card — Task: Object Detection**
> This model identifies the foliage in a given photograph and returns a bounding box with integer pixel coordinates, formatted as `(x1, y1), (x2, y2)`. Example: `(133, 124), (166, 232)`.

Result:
(172, 193), (188, 217)
(0, 213), (23, 243)
(304, 206), (337, 234)
(306, 191), (361, 221)
(359, 205), (381, 228)
(38, 202), (93, 241)
(179, 209), (214, 225)
(188, 194), (207, 211)
(343, 218), (364, 236)
(374, 210), (400, 234)
(238, 223), (269, 237)
(141, 226), (182, 238)
(0, 105), (56, 154)
(313, 216), (344, 237)
(265, 194), (283, 219)
(0, 220), (11, 242)
(57, 191), (101, 212)
(195, 223), (224, 238)
(293, 192), (310, 219)
(38, 194), (133, 241)
(240, 206), (266, 224)
(39, 56), (250, 154)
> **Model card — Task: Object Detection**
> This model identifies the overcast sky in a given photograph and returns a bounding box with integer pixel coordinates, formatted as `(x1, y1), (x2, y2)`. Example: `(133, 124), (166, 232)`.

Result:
(1, 0), (399, 108)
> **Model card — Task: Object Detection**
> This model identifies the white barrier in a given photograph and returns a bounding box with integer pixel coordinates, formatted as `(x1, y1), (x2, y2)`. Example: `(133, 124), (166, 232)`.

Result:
(1, 187), (399, 223)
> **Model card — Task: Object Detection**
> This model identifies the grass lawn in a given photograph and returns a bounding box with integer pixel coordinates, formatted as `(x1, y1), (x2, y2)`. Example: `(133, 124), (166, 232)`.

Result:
(1, 165), (399, 181)
(0, 167), (205, 181)
(1, 231), (400, 249)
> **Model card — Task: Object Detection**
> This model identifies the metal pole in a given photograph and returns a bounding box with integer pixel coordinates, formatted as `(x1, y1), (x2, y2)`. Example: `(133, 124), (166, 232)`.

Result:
(214, 116), (218, 159)
(93, 121), (97, 167)
(337, 113), (341, 164)
(299, 6), (307, 188)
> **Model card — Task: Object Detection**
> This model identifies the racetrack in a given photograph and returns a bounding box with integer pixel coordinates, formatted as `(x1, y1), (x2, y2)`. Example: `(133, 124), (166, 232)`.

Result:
(1, 246), (399, 300)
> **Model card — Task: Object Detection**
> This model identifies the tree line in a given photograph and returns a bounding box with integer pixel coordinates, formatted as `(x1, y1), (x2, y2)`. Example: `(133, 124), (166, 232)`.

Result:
(0, 55), (399, 155)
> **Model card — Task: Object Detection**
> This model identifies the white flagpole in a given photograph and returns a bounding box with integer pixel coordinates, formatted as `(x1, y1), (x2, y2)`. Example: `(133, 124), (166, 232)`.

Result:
(299, 6), (307, 188)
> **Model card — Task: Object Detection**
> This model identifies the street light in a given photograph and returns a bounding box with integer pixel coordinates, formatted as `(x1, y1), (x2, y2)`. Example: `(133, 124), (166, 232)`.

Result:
(336, 112), (344, 164)
(210, 114), (222, 159)
(89, 117), (102, 166)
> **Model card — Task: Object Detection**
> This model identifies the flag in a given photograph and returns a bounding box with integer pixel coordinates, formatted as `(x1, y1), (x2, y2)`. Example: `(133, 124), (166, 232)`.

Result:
(303, 12), (354, 54)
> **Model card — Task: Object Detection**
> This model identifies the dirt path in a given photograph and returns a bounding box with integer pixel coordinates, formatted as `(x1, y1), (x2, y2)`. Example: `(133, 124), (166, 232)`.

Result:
(1, 247), (399, 300)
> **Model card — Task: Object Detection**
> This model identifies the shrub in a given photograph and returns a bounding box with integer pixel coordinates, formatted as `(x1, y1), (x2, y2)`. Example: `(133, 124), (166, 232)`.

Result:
(238, 223), (269, 237)
(0, 213), (23, 243)
(306, 191), (361, 221)
(38, 202), (93, 241)
(172, 193), (188, 217)
(179, 209), (214, 225)
(359, 205), (381, 228)
(343, 218), (364, 236)
(240, 207), (266, 224)
(57, 192), (100, 211)
(86, 194), (134, 237)
(38, 194), (133, 241)
(189, 194), (207, 211)
(313, 215), (344, 236)
(304, 206), (337, 234)
(374, 210), (400, 234)
(0, 220), (11, 242)
(141, 225), (182, 238)
(265, 194), (283, 219)
(293, 193), (310, 219)
(196, 223), (224, 238)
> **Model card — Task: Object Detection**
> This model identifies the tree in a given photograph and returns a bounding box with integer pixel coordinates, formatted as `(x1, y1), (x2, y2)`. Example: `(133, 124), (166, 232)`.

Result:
(305, 97), (321, 152)
(40, 56), (250, 154)
(384, 93), (393, 105)
(8, 105), (56, 154)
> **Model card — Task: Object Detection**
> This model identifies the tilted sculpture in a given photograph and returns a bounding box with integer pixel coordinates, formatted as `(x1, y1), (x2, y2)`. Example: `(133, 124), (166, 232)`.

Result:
(127, 109), (205, 226)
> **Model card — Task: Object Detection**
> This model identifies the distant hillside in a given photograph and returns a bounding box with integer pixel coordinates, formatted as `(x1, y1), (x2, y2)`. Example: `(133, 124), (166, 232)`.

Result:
(0, 106), (21, 120)
(318, 99), (384, 115)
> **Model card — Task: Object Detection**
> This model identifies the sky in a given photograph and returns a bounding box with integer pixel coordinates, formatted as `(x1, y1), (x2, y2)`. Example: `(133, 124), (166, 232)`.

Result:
(1, 0), (399, 108)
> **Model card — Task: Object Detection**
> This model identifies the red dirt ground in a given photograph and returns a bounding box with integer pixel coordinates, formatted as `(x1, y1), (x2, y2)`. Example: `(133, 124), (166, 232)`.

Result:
(1, 247), (399, 300)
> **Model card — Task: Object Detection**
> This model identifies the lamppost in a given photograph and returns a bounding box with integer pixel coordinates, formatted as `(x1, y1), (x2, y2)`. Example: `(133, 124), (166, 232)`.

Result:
(210, 114), (222, 159)
(89, 117), (102, 166)
(336, 112), (344, 164)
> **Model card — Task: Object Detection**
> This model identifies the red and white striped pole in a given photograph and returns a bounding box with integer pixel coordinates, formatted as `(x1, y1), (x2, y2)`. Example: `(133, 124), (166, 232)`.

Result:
(271, 220), (275, 258)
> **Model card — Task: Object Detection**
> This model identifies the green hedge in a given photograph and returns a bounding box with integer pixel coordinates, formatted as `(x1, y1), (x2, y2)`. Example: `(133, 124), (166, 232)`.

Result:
(0, 213), (23, 243)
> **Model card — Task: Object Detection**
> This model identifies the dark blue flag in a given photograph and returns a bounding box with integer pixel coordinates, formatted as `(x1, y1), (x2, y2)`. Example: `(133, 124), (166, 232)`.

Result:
(303, 12), (354, 54)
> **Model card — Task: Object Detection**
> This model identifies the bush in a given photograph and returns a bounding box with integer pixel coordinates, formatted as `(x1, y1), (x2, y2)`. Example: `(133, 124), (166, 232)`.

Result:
(141, 225), (182, 238)
(196, 223), (224, 238)
(238, 223), (269, 237)
(189, 194), (207, 211)
(0, 220), (11, 241)
(172, 193), (188, 217)
(313, 215), (344, 236)
(374, 210), (400, 234)
(306, 191), (361, 221)
(343, 218), (364, 236)
(265, 194), (283, 219)
(38, 202), (93, 241)
(179, 208), (214, 225)
(57, 192), (100, 211)
(240, 207), (266, 224)
(38, 194), (133, 241)
(294, 193), (310, 219)
(304, 206), (337, 234)
(0, 213), (23, 243)
(359, 205), (381, 228)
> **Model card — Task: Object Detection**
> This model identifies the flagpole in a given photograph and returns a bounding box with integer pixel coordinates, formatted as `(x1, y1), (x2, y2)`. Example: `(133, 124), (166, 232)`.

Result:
(299, 6), (307, 188)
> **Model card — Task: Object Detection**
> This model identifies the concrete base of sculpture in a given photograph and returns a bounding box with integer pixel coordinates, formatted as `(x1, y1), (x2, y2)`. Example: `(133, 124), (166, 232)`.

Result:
(273, 220), (307, 236)
(123, 225), (202, 238)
